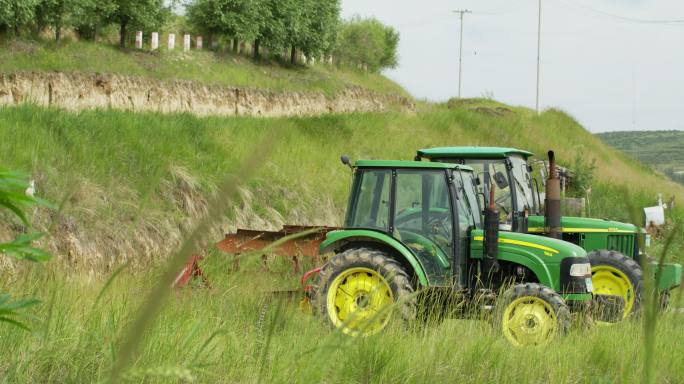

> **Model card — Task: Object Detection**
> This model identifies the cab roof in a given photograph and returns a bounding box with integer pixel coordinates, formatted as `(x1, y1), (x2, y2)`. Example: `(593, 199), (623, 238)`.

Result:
(417, 146), (534, 159)
(355, 159), (474, 172)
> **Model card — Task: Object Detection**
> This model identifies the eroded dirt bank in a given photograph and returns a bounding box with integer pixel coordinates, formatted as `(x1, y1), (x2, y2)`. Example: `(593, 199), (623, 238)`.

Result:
(0, 71), (414, 117)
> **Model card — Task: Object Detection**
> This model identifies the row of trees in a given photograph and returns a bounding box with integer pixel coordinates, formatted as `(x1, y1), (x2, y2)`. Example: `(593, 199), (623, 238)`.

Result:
(186, 0), (339, 63)
(0, 0), (169, 48)
(0, 0), (400, 72)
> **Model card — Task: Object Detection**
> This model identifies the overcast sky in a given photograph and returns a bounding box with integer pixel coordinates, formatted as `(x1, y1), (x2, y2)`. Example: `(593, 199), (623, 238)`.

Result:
(341, 0), (684, 133)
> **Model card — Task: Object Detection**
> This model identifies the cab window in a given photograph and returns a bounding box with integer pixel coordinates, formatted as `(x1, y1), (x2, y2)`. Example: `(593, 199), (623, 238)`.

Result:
(393, 170), (454, 274)
(346, 169), (390, 231)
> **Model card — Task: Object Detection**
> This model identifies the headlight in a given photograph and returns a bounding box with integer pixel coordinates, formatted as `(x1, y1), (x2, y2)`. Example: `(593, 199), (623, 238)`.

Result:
(569, 263), (591, 277)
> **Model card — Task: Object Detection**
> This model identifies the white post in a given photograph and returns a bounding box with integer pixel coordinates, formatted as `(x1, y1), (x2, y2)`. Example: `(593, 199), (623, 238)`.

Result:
(196, 36), (203, 49)
(151, 32), (159, 50)
(135, 31), (143, 49)
(183, 34), (191, 52)
(168, 33), (175, 50)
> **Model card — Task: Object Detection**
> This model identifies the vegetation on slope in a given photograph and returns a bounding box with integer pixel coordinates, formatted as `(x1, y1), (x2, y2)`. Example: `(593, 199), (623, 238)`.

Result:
(1, 56), (684, 381)
(598, 130), (684, 185)
(0, 39), (407, 96)
(1, 100), (682, 270)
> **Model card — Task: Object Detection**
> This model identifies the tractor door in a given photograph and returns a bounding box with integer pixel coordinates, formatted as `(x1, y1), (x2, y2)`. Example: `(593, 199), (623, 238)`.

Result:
(392, 170), (456, 286)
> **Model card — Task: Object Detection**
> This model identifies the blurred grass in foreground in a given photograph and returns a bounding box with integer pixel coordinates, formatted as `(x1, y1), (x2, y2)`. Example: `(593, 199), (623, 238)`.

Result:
(1, 256), (683, 383)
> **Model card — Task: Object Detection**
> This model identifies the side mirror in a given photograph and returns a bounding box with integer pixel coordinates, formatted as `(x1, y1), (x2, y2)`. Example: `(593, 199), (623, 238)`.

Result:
(494, 171), (508, 190)
(340, 155), (352, 169)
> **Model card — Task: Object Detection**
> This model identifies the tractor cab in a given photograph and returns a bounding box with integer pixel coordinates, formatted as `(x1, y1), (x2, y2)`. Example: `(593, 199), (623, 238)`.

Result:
(342, 160), (480, 287)
(416, 147), (538, 232)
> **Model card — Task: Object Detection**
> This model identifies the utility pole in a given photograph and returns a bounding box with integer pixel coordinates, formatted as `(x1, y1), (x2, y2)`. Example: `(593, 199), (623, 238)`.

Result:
(454, 9), (471, 98)
(535, 0), (542, 114)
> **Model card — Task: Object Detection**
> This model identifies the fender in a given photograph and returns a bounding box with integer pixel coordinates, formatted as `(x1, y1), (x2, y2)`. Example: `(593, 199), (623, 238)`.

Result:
(320, 229), (430, 287)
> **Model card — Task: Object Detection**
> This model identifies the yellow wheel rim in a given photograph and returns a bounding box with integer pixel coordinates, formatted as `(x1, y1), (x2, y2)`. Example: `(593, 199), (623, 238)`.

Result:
(502, 296), (558, 347)
(592, 265), (634, 319)
(326, 267), (394, 336)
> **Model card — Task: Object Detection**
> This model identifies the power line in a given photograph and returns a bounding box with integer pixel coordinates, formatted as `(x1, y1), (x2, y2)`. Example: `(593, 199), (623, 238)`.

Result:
(536, 0), (542, 114)
(453, 10), (472, 98)
(553, 0), (684, 25)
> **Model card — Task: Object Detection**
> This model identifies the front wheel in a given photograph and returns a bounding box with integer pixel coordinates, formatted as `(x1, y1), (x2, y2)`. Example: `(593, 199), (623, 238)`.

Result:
(311, 248), (416, 336)
(588, 250), (643, 320)
(495, 283), (570, 347)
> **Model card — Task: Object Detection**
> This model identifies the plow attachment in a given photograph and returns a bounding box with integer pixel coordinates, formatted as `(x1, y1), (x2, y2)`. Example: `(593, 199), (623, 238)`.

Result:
(174, 225), (339, 288)
(216, 225), (339, 273)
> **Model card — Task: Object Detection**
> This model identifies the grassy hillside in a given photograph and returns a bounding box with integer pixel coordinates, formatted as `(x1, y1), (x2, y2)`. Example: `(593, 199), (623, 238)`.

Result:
(598, 130), (684, 184)
(0, 38), (407, 97)
(1, 102), (682, 270)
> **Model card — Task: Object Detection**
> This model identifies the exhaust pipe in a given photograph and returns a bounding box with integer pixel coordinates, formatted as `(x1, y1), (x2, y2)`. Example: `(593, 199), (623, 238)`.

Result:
(484, 183), (500, 273)
(545, 151), (562, 239)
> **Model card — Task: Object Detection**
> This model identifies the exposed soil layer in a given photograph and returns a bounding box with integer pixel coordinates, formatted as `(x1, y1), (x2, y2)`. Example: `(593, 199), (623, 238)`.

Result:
(0, 71), (414, 117)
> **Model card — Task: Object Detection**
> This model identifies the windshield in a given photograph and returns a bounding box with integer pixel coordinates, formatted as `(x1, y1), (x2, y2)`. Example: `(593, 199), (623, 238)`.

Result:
(509, 155), (536, 212)
(462, 159), (514, 227)
(453, 170), (481, 228)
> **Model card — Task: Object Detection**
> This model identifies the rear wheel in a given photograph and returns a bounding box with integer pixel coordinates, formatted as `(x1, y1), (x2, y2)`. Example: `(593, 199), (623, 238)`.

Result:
(495, 283), (570, 347)
(589, 250), (643, 320)
(311, 247), (416, 336)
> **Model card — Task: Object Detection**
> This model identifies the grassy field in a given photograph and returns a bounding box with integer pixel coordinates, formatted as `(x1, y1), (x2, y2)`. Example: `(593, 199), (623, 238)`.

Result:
(598, 130), (684, 185)
(0, 38), (408, 97)
(1, 254), (683, 383)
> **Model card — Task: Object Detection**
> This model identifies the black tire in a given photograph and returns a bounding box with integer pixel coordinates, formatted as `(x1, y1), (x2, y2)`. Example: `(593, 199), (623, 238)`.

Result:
(311, 247), (416, 335)
(588, 250), (643, 317)
(494, 283), (571, 346)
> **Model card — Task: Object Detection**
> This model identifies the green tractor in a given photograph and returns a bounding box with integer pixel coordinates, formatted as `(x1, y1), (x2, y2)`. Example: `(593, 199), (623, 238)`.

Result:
(308, 157), (595, 346)
(414, 146), (683, 320)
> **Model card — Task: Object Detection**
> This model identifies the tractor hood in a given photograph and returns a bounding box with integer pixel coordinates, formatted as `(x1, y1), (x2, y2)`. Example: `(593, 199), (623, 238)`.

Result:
(528, 215), (637, 234)
(472, 229), (587, 262)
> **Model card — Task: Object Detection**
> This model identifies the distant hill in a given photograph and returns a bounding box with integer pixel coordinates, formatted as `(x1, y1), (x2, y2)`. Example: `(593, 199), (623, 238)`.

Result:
(597, 130), (684, 184)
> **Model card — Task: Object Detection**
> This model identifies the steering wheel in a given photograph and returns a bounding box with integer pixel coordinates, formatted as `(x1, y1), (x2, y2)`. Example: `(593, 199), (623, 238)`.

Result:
(425, 213), (452, 242)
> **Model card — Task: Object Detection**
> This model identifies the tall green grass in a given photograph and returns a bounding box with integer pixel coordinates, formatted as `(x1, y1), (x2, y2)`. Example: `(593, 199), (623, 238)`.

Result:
(1, 257), (683, 383)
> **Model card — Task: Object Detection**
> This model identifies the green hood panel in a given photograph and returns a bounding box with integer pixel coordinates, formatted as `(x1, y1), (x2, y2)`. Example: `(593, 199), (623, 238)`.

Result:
(471, 229), (587, 262)
(528, 215), (637, 234)
(470, 230), (587, 290)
